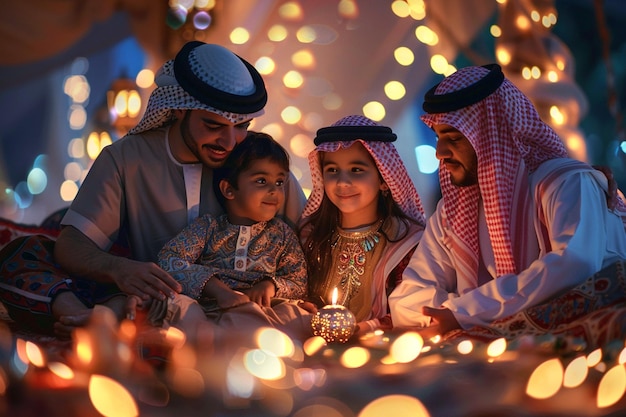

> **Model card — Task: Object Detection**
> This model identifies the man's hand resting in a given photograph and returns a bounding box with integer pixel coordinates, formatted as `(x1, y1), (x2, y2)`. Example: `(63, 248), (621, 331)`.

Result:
(421, 306), (461, 337)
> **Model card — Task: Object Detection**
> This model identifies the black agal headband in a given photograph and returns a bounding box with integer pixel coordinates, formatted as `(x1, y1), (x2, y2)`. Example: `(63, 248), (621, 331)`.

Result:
(314, 125), (397, 145)
(422, 63), (504, 114)
(174, 41), (267, 114)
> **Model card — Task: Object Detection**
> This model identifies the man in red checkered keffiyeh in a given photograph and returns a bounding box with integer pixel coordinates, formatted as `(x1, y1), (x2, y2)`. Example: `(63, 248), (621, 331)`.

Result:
(389, 64), (626, 338)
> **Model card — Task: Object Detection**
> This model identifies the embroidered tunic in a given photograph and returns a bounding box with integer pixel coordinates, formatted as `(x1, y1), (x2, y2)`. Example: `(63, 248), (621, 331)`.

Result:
(305, 218), (423, 327)
(322, 222), (387, 322)
(158, 214), (307, 301)
(61, 127), (306, 262)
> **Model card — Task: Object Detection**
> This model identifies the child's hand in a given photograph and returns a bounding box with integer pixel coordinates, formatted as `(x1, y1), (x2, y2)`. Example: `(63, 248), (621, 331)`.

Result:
(126, 294), (149, 321)
(217, 289), (250, 310)
(204, 276), (250, 309)
(243, 280), (276, 307)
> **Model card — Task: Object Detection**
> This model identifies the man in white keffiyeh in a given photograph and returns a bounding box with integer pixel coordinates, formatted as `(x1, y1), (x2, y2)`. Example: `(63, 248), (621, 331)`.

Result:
(0, 41), (307, 337)
(389, 64), (626, 337)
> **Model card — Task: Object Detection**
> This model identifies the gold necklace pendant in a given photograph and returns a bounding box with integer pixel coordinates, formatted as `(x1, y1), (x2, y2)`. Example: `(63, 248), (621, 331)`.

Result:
(333, 219), (384, 304)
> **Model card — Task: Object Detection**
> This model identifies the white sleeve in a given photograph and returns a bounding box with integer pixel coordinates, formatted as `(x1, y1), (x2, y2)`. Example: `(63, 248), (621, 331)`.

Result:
(446, 171), (623, 328)
(389, 201), (459, 327)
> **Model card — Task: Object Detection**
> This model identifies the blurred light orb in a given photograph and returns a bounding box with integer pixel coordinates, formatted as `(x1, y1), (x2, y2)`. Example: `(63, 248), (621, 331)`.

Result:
(68, 138), (86, 159)
(340, 346), (370, 368)
(457, 339), (474, 355)
(193, 11), (212, 30)
(415, 25), (438, 45)
(255, 56), (276, 75)
(244, 349), (285, 380)
(68, 104), (87, 130)
(443, 65), (457, 76)
(27, 168), (47, 195)
(89, 374), (138, 417)
(136, 69), (155, 89)
(25, 341), (45, 367)
(283, 70), (304, 88)
(257, 328), (294, 357)
(362, 101), (385, 122)
(195, 0), (215, 9)
(279, 1), (303, 20)
(563, 356), (589, 388)
(268, 24), (288, 42)
(281, 106), (302, 124)
(303, 336), (327, 356)
(409, 1), (426, 20)
(597, 364), (626, 408)
(531, 10), (541, 22)
(166, 6), (188, 30)
(390, 331), (424, 363)
(587, 348), (603, 367)
(59, 180), (78, 201)
(394, 47), (414, 66)
(177, 0), (194, 9)
(292, 49), (315, 69)
(430, 54), (449, 74)
(360, 395), (430, 417)
(230, 27), (250, 44)
(64, 75), (90, 103)
(496, 46), (512, 66)
(391, 0), (410, 18)
(415, 145), (438, 174)
(384, 81), (406, 100)
(526, 358), (564, 399)
(296, 26), (317, 43)
(515, 15), (531, 30)
(49, 362), (74, 380)
(486, 337), (507, 357)
(338, 0), (358, 19)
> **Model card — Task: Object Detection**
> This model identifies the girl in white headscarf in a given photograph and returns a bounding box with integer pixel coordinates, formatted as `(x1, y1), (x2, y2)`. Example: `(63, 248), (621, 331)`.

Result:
(298, 115), (426, 335)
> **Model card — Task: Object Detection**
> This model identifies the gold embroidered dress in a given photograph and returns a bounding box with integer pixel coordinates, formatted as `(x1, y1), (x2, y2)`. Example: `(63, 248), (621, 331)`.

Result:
(321, 220), (387, 322)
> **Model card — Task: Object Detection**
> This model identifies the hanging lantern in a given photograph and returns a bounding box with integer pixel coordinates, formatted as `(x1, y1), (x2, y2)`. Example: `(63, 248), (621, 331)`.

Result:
(107, 78), (142, 137)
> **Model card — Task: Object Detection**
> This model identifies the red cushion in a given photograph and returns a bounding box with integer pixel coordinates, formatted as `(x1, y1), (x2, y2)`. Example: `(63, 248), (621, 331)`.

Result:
(0, 218), (60, 251)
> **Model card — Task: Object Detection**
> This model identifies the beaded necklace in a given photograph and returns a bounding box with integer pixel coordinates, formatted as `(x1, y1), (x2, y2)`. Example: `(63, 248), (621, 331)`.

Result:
(328, 219), (384, 305)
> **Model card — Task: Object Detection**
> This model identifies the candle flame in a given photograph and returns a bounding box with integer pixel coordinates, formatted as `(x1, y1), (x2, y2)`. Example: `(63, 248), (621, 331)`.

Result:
(332, 287), (338, 305)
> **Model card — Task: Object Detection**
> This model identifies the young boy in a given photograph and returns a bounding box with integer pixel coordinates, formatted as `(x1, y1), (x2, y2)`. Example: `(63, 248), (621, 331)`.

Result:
(152, 132), (310, 339)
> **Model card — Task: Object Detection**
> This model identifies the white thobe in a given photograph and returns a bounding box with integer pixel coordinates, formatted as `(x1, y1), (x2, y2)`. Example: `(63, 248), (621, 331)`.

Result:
(389, 159), (626, 329)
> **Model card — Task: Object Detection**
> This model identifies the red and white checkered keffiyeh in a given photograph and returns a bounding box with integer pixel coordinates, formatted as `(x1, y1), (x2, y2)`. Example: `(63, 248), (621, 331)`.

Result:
(302, 115), (426, 226)
(421, 65), (568, 284)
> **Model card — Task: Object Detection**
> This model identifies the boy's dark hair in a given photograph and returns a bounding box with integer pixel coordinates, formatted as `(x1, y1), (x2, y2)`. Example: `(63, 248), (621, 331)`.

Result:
(213, 131), (290, 208)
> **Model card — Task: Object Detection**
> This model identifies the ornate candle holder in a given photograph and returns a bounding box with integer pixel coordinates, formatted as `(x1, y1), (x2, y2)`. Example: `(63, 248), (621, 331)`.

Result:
(311, 288), (356, 343)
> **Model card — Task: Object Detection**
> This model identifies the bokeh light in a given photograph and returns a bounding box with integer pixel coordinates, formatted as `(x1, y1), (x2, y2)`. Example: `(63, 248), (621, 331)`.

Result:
(360, 395), (430, 417)
(89, 374), (138, 417)
(526, 358), (564, 399)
